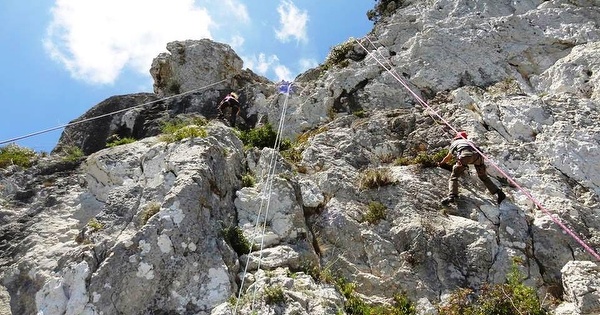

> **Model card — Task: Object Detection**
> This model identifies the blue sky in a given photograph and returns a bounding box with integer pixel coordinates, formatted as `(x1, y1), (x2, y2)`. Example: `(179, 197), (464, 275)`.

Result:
(0, 0), (374, 152)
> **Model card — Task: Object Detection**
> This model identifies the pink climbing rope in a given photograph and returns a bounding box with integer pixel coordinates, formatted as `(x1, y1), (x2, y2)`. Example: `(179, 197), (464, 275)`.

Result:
(356, 37), (600, 261)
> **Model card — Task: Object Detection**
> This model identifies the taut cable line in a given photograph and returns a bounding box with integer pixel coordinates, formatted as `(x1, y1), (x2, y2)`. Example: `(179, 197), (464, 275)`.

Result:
(0, 79), (228, 146)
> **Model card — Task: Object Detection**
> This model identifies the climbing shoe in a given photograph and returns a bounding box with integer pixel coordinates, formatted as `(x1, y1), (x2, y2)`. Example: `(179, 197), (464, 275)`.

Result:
(441, 196), (456, 206)
(497, 190), (506, 205)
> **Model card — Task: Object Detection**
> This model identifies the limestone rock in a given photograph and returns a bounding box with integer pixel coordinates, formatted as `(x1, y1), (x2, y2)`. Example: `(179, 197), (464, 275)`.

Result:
(150, 39), (243, 97)
(56, 39), (272, 156)
(53, 93), (160, 155)
(3, 123), (246, 314)
(212, 268), (344, 315)
(559, 261), (600, 314)
(2, 1), (600, 315)
(532, 42), (600, 101)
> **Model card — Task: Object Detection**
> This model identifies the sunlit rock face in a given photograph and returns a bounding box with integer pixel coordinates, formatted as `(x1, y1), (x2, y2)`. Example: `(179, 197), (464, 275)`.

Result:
(2, 1), (600, 315)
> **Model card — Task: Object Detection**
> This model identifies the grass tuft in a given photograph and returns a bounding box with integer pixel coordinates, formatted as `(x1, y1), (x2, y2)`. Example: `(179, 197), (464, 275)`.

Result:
(363, 201), (387, 224)
(241, 172), (256, 188)
(438, 259), (547, 315)
(140, 201), (161, 225)
(106, 137), (137, 147)
(394, 149), (449, 167)
(160, 117), (208, 143)
(359, 168), (394, 189)
(264, 285), (286, 305)
(0, 144), (36, 169)
(238, 123), (291, 151)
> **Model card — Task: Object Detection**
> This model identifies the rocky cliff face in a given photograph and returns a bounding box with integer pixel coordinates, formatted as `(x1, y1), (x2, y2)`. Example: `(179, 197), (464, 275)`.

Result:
(2, 0), (600, 314)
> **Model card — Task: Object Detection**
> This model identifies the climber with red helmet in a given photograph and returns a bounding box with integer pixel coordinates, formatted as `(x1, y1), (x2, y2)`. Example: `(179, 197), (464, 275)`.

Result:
(438, 131), (506, 206)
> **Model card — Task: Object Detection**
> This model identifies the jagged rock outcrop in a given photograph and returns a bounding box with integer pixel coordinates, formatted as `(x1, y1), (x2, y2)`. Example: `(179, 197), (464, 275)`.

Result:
(55, 39), (272, 156)
(4, 124), (247, 314)
(2, 1), (600, 315)
(556, 261), (600, 314)
(150, 39), (243, 97)
(53, 93), (160, 155)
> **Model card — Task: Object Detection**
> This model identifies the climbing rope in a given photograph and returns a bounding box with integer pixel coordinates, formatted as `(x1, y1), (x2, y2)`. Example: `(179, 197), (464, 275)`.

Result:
(356, 38), (449, 129)
(234, 82), (295, 313)
(252, 83), (294, 305)
(0, 79), (228, 147)
(357, 36), (600, 261)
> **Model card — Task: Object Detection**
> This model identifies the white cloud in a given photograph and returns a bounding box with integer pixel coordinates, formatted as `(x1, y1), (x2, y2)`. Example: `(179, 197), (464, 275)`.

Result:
(242, 53), (293, 81)
(242, 53), (292, 81)
(229, 35), (245, 50)
(222, 0), (250, 23)
(274, 65), (292, 81)
(243, 53), (280, 75)
(299, 58), (319, 71)
(44, 0), (213, 85)
(274, 0), (308, 44)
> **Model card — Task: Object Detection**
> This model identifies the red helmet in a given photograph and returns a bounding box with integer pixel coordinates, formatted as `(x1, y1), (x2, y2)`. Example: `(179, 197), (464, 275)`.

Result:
(454, 131), (468, 139)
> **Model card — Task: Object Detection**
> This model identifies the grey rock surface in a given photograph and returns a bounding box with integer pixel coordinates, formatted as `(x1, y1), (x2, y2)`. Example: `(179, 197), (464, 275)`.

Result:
(2, 1), (600, 315)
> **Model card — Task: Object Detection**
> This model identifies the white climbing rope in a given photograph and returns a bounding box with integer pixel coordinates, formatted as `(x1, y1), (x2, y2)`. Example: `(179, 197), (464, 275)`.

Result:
(233, 82), (295, 313)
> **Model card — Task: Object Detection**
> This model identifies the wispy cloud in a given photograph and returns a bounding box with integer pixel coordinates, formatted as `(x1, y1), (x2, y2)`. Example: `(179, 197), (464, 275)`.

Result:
(274, 0), (308, 44)
(229, 35), (245, 50)
(274, 65), (292, 81)
(44, 0), (213, 85)
(222, 0), (250, 23)
(299, 58), (319, 71)
(242, 53), (293, 81)
(243, 53), (279, 75)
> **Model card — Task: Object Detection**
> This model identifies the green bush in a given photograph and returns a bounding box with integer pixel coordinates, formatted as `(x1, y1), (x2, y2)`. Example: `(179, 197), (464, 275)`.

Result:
(438, 260), (547, 315)
(338, 280), (364, 313)
(238, 123), (275, 149)
(412, 152), (437, 167)
(281, 145), (303, 165)
(222, 226), (251, 255)
(393, 157), (412, 166)
(167, 80), (181, 94)
(353, 110), (368, 118)
(241, 172), (256, 188)
(367, 0), (400, 22)
(336, 278), (416, 315)
(263, 285), (285, 305)
(279, 138), (293, 152)
(359, 167), (394, 189)
(238, 123), (291, 151)
(61, 145), (84, 162)
(312, 268), (415, 315)
(87, 218), (104, 232)
(0, 144), (36, 169)
(394, 149), (449, 167)
(280, 138), (306, 170)
(389, 293), (417, 315)
(363, 201), (387, 224)
(160, 117), (208, 143)
(323, 40), (355, 71)
(106, 137), (136, 147)
(430, 149), (450, 165)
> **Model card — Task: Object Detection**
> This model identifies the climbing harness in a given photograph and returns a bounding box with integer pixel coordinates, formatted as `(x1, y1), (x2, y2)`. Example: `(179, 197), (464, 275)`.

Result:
(357, 36), (600, 261)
